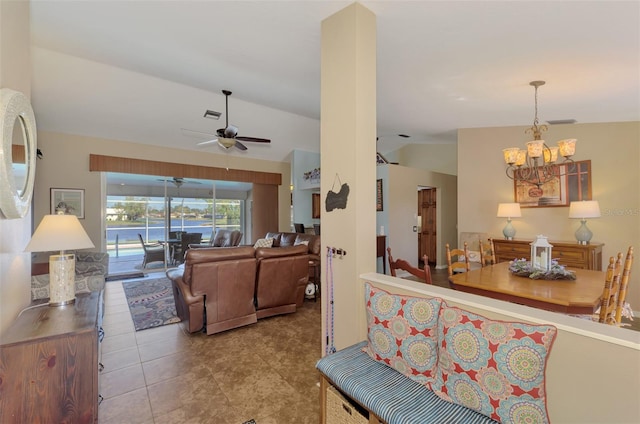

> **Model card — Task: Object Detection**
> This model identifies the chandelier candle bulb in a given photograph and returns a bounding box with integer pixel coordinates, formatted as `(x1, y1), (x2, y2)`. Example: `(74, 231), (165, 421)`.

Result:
(526, 140), (544, 158)
(558, 139), (577, 157)
(544, 146), (559, 163)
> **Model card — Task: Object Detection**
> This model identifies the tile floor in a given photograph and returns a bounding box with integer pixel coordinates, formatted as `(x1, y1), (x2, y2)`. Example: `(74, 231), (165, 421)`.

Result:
(99, 273), (322, 424)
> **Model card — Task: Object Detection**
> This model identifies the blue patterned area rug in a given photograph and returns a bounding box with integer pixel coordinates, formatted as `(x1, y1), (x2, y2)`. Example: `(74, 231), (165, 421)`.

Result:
(122, 277), (181, 331)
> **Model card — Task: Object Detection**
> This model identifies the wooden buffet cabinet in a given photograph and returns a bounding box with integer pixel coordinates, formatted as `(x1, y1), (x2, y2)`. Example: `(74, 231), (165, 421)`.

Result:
(0, 291), (104, 423)
(493, 239), (604, 271)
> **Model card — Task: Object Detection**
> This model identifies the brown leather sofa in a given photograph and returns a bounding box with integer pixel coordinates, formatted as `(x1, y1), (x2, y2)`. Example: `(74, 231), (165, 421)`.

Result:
(265, 232), (320, 262)
(255, 244), (309, 319)
(190, 228), (243, 249)
(265, 232), (321, 284)
(166, 244), (309, 335)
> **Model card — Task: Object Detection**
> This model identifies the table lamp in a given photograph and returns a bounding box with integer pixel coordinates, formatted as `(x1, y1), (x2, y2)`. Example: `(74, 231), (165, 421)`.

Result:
(497, 203), (522, 240)
(568, 200), (600, 245)
(25, 213), (95, 306)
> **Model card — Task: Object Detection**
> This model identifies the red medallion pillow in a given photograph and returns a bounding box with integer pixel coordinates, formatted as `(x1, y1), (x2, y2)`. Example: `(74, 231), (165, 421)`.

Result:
(432, 303), (557, 423)
(363, 283), (443, 386)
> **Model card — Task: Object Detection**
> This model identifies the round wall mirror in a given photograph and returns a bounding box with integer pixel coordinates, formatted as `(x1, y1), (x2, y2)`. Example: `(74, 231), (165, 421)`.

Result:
(0, 88), (37, 219)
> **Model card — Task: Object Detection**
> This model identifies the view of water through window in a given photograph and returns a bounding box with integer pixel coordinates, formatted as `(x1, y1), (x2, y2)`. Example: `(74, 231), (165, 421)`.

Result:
(106, 195), (243, 257)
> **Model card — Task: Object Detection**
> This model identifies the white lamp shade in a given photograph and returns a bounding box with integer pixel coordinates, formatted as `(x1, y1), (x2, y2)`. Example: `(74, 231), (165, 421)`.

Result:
(25, 214), (95, 252)
(568, 201), (601, 219)
(497, 203), (522, 218)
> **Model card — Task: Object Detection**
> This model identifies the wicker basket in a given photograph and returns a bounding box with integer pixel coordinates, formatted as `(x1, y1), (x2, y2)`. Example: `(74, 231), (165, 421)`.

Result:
(326, 385), (369, 424)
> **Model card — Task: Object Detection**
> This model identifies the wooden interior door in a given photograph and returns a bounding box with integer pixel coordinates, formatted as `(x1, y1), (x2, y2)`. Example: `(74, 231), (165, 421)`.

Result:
(419, 188), (437, 264)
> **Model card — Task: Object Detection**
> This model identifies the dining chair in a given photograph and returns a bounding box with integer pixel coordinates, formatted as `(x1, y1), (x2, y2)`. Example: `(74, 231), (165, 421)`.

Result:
(446, 242), (470, 277)
(172, 232), (203, 265)
(479, 237), (496, 267)
(313, 223), (320, 235)
(387, 247), (432, 284)
(599, 253), (624, 324)
(294, 223), (305, 233)
(614, 246), (634, 324)
(138, 233), (165, 268)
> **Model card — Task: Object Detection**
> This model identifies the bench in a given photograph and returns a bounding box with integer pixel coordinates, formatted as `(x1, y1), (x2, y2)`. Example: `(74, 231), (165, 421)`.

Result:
(316, 282), (558, 424)
(317, 341), (498, 424)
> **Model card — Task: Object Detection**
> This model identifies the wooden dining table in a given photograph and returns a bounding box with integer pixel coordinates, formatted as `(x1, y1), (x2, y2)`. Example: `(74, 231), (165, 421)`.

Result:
(448, 262), (604, 314)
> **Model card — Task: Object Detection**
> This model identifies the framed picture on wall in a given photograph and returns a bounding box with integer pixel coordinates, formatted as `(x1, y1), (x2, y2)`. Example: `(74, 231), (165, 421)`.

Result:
(51, 188), (85, 218)
(514, 159), (592, 208)
(376, 179), (384, 211)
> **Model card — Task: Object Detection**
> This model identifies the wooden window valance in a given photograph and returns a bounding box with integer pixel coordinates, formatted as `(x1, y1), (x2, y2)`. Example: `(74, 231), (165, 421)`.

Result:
(89, 154), (282, 186)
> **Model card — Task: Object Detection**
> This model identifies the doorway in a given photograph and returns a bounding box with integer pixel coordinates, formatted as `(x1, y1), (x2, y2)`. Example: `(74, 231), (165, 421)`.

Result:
(418, 187), (436, 265)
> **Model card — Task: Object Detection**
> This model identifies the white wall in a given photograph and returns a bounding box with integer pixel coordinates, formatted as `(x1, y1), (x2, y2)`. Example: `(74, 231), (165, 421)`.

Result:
(0, 0), (32, 335)
(292, 149), (320, 229)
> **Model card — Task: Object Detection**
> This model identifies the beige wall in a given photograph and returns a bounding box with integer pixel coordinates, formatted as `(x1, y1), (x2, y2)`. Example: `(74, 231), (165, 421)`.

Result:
(320, 4), (377, 351)
(458, 121), (640, 308)
(31, 131), (292, 262)
(380, 164), (458, 268)
(396, 142), (458, 176)
(0, 0), (32, 334)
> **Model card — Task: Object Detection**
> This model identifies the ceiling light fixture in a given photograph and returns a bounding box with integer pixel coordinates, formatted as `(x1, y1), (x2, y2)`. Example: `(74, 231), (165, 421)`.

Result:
(502, 81), (577, 187)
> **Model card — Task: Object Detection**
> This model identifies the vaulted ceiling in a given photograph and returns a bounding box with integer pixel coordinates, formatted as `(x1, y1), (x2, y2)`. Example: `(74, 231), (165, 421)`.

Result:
(30, 1), (639, 163)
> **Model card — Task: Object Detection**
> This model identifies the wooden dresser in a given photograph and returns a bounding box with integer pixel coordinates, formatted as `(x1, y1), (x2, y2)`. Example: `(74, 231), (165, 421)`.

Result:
(0, 291), (104, 423)
(493, 239), (604, 271)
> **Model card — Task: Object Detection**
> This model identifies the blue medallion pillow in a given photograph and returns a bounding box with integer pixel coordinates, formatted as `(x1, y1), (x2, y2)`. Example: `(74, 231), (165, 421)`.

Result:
(363, 282), (443, 386)
(432, 303), (557, 423)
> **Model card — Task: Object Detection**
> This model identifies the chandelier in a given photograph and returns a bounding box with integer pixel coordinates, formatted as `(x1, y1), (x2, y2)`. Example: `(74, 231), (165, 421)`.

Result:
(503, 81), (576, 187)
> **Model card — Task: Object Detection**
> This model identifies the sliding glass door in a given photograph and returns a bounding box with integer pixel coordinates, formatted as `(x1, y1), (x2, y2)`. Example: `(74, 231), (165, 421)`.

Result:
(105, 173), (250, 274)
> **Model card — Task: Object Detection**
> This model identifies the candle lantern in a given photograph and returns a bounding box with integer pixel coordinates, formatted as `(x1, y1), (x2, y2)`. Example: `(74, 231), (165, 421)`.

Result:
(530, 235), (553, 271)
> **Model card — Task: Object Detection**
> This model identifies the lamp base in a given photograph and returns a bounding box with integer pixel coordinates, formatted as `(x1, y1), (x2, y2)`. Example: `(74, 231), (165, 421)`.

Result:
(49, 253), (76, 306)
(503, 219), (516, 240)
(574, 219), (593, 246)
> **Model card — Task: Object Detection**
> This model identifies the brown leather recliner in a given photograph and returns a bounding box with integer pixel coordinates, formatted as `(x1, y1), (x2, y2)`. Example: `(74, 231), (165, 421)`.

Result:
(167, 246), (257, 335)
(190, 228), (243, 249)
(254, 244), (309, 319)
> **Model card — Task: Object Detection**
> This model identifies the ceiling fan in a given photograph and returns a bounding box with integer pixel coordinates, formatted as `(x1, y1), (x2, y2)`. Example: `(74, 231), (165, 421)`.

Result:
(156, 177), (201, 188)
(196, 90), (271, 151)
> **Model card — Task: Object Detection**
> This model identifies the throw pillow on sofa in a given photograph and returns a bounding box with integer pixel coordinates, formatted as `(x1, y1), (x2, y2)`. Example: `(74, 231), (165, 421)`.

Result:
(253, 238), (274, 248)
(363, 283), (442, 386)
(432, 303), (557, 424)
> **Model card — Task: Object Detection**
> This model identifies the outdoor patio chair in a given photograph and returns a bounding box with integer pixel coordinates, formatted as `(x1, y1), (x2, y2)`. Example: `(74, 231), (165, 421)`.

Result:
(138, 233), (165, 268)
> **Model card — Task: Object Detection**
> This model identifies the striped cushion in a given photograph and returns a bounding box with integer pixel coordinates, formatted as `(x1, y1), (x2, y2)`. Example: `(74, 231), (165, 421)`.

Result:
(317, 342), (498, 424)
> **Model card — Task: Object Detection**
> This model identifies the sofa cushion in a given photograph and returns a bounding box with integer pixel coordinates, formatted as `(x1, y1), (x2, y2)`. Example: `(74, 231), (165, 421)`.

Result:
(253, 238), (274, 248)
(31, 274), (105, 300)
(363, 283), (442, 386)
(255, 244), (307, 259)
(317, 341), (498, 424)
(74, 251), (110, 277)
(265, 232), (282, 247)
(432, 303), (557, 423)
(182, 246), (256, 285)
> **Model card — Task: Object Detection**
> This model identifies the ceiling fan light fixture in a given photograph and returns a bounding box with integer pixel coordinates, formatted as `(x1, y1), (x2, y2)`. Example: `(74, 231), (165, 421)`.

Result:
(218, 137), (236, 149)
(204, 110), (221, 120)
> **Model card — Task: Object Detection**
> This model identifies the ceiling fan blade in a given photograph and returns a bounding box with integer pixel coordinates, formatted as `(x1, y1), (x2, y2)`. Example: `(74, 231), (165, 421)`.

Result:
(235, 140), (248, 151)
(181, 128), (216, 139)
(196, 138), (219, 146)
(236, 136), (271, 143)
